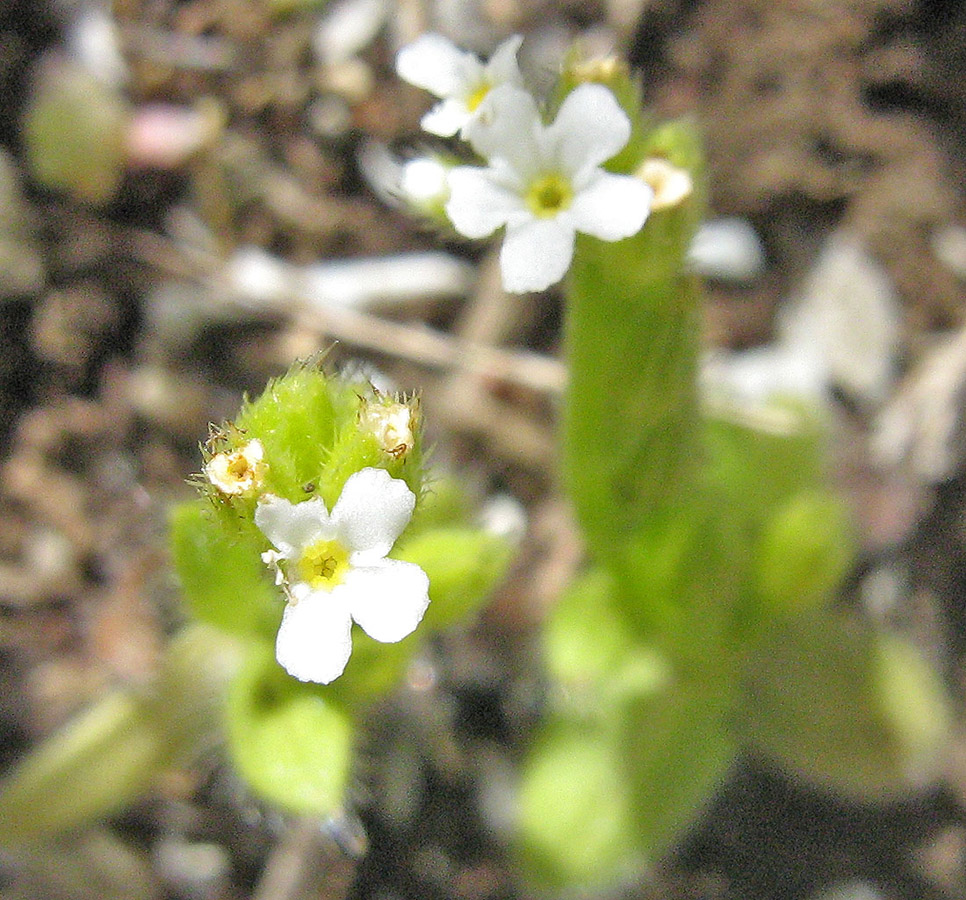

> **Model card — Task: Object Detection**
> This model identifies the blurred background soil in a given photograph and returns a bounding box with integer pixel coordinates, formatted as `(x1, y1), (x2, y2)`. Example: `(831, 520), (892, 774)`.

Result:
(2, 1), (966, 899)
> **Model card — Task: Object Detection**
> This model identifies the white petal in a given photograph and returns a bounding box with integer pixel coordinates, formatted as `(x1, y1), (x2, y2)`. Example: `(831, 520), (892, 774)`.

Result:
(330, 467), (415, 557)
(255, 495), (330, 556)
(395, 33), (473, 98)
(571, 171), (652, 241)
(463, 85), (543, 176)
(446, 166), (523, 238)
(484, 34), (523, 85)
(346, 560), (430, 643)
(275, 594), (353, 683)
(548, 84), (631, 175)
(421, 98), (470, 137)
(500, 218), (575, 293)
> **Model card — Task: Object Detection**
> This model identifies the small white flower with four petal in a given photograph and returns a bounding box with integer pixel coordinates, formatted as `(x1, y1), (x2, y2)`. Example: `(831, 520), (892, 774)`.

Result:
(446, 83), (652, 293)
(255, 467), (430, 684)
(395, 33), (523, 137)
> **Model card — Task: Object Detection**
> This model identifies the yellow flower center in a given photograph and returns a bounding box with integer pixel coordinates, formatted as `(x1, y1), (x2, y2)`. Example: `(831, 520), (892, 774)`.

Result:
(298, 538), (350, 590)
(466, 80), (491, 112)
(525, 173), (573, 218)
(204, 439), (266, 496)
(227, 454), (253, 479)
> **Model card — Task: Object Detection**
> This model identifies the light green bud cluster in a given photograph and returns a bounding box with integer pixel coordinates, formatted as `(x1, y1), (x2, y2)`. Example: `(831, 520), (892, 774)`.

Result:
(198, 364), (424, 512)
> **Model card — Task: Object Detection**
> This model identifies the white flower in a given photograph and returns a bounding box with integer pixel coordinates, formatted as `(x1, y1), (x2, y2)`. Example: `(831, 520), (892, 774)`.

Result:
(359, 396), (416, 459)
(204, 439), (267, 496)
(395, 33), (523, 137)
(255, 467), (430, 684)
(445, 83), (653, 293)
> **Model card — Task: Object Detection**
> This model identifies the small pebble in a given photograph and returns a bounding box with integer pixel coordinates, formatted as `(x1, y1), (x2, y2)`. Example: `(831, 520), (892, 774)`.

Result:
(783, 230), (900, 408)
(314, 0), (388, 66)
(809, 881), (886, 900)
(931, 224), (966, 281)
(688, 217), (767, 283)
(154, 838), (230, 900)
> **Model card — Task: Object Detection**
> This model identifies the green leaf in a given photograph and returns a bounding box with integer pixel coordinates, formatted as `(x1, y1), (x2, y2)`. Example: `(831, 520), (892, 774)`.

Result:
(169, 499), (281, 639)
(517, 717), (641, 889)
(701, 410), (827, 546)
(0, 691), (168, 847)
(227, 646), (353, 815)
(23, 62), (127, 205)
(738, 611), (951, 799)
(394, 527), (513, 631)
(753, 490), (856, 616)
(325, 629), (420, 710)
(625, 673), (737, 858)
(543, 566), (669, 711)
(0, 625), (240, 846)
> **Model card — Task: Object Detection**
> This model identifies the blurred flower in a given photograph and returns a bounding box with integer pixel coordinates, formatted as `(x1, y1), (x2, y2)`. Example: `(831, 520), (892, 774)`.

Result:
(637, 158), (693, 211)
(399, 155), (451, 211)
(204, 439), (267, 496)
(446, 84), (652, 292)
(255, 468), (429, 684)
(359, 395), (417, 459)
(395, 33), (523, 137)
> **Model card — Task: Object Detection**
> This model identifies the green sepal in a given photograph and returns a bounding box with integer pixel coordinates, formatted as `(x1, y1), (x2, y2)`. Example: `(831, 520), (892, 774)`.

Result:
(394, 527), (514, 632)
(226, 644), (353, 816)
(169, 499), (282, 640)
(229, 367), (425, 507)
(232, 365), (339, 503)
(738, 611), (951, 799)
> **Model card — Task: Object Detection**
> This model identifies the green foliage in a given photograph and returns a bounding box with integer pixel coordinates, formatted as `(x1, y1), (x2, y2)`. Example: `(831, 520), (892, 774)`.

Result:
(564, 119), (704, 564)
(169, 501), (281, 638)
(227, 646), (353, 816)
(517, 718), (639, 887)
(1, 362), (513, 839)
(753, 490), (856, 615)
(395, 528), (514, 631)
(0, 692), (169, 847)
(0, 626), (241, 847)
(624, 675), (736, 859)
(518, 100), (951, 892)
(739, 613), (950, 799)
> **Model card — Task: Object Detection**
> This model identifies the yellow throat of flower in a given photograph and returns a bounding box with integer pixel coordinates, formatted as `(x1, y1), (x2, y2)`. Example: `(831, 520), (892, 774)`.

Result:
(298, 538), (350, 590)
(526, 173), (573, 218)
(466, 80), (492, 112)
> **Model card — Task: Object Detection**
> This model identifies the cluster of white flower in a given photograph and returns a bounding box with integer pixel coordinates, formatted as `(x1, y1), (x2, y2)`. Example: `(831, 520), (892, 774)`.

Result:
(395, 34), (654, 293)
